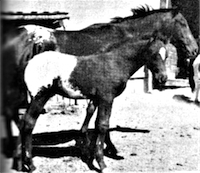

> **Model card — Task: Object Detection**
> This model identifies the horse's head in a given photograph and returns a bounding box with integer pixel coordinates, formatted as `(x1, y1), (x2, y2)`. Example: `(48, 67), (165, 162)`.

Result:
(161, 10), (198, 59)
(146, 40), (168, 86)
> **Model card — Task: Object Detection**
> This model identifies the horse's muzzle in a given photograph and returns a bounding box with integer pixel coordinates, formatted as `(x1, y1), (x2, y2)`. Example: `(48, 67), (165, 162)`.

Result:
(161, 75), (168, 84)
(156, 74), (168, 85)
(188, 48), (199, 59)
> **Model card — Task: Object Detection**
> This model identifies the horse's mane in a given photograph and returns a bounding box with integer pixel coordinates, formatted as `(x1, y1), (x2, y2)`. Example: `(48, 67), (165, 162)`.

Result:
(83, 5), (176, 31)
(111, 5), (176, 23)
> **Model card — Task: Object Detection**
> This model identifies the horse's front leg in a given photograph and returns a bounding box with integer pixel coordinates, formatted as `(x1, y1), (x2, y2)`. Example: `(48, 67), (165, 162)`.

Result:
(80, 100), (119, 162)
(104, 132), (118, 156)
(76, 100), (97, 168)
(95, 99), (113, 171)
(81, 100), (97, 133)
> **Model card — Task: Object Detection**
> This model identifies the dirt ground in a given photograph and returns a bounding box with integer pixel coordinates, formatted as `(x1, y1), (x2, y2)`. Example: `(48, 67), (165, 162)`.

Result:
(1, 80), (200, 173)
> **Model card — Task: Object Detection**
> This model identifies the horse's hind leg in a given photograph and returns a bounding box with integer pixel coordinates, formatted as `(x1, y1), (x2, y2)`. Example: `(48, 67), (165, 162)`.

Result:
(13, 87), (55, 172)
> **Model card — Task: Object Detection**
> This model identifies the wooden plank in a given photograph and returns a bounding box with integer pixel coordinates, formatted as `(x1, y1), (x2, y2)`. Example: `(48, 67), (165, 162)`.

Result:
(165, 79), (189, 87)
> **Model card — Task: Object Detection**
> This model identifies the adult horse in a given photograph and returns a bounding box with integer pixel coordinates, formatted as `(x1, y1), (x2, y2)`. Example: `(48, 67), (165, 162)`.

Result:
(21, 7), (198, 105)
(24, 7), (198, 58)
(14, 37), (167, 172)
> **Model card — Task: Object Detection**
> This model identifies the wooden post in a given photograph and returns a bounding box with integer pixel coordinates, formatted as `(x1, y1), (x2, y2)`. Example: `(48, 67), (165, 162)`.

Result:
(74, 99), (78, 105)
(144, 66), (153, 93)
(160, 0), (171, 8)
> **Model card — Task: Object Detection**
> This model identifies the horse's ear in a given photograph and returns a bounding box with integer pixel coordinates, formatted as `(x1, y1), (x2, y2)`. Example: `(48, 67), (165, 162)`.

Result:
(171, 6), (179, 17)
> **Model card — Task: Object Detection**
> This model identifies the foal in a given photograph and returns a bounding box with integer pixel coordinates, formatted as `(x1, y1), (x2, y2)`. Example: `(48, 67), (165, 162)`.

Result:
(13, 38), (167, 172)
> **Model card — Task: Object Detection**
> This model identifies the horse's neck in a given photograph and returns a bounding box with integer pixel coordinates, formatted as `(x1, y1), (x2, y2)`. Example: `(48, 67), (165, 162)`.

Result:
(54, 12), (172, 56)
(113, 40), (149, 77)
(116, 12), (173, 42)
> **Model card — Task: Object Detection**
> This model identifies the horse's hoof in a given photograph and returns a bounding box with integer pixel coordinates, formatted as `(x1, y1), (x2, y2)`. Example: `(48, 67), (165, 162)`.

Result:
(13, 157), (36, 173)
(104, 147), (124, 160)
(97, 161), (107, 172)
(104, 152), (124, 160)
(22, 163), (36, 172)
(104, 146), (118, 156)
(40, 108), (47, 114)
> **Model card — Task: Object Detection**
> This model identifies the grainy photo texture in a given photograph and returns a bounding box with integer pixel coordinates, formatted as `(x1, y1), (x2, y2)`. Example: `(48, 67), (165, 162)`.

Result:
(1, 0), (200, 173)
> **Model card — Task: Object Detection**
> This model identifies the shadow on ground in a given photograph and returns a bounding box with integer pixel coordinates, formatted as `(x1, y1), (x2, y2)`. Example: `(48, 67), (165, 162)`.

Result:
(2, 126), (149, 171)
(173, 94), (200, 107)
(2, 126), (150, 171)
(31, 126), (150, 159)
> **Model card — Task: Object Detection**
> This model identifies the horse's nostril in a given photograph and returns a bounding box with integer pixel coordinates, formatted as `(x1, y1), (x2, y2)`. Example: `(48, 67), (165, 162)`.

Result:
(160, 75), (167, 84)
(193, 48), (199, 56)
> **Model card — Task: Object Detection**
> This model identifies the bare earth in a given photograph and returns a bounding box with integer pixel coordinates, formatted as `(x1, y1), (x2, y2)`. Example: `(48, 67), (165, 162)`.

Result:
(2, 80), (200, 173)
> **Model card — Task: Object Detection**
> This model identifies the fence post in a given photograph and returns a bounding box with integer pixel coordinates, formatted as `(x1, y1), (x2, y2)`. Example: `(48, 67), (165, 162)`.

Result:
(144, 66), (153, 93)
(160, 0), (171, 8)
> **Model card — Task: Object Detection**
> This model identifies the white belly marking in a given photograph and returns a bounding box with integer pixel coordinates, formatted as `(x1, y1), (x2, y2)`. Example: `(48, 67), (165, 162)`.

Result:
(25, 51), (78, 97)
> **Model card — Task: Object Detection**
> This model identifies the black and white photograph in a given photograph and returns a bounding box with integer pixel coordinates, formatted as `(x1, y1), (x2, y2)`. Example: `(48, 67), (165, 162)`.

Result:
(1, 0), (200, 172)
